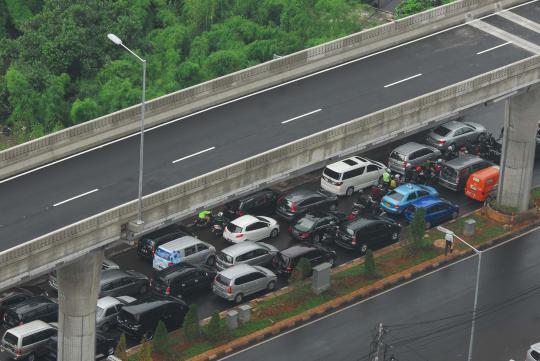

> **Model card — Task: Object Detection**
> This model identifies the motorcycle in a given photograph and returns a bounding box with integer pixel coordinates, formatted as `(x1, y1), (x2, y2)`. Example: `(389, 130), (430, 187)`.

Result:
(211, 212), (229, 238)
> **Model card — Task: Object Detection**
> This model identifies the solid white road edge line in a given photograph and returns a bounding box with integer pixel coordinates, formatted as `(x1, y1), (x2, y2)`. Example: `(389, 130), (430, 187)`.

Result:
(1, 0), (536, 186)
(53, 188), (99, 207)
(384, 73), (423, 88)
(281, 109), (323, 124)
(218, 223), (540, 360)
(172, 147), (216, 164)
(476, 41), (512, 55)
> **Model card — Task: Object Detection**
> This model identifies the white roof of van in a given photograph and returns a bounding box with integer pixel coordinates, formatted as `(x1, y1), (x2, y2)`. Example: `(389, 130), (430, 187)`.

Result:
(4, 320), (53, 336)
(159, 235), (202, 251)
(326, 156), (373, 173)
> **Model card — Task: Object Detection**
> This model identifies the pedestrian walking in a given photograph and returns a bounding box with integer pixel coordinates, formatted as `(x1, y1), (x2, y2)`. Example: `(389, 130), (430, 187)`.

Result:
(445, 232), (454, 256)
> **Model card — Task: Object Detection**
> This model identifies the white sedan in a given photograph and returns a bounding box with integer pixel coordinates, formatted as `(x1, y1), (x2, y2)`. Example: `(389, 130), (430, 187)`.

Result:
(223, 215), (279, 243)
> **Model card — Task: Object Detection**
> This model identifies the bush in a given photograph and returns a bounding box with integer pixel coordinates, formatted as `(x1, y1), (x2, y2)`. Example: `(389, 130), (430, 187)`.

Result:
(114, 334), (128, 361)
(152, 320), (171, 358)
(183, 304), (201, 342)
(408, 207), (429, 251)
(290, 257), (312, 284)
(137, 336), (153, 361)
(206, 312), (224, 343)
(364, 249), (379, 278)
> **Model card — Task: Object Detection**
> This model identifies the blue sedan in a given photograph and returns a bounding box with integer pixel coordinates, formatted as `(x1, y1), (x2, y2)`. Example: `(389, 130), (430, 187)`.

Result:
(404, 196), (459, 228)
(380, 183), (438, 214)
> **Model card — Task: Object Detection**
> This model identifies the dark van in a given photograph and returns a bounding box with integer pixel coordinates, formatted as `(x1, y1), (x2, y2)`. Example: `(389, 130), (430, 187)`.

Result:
(136, 224), (193, 262)
(223, 189), (278, 220)
(438, 155), (492, 191)
(116, 294), (188, 339)
(3, 296), (58, 328)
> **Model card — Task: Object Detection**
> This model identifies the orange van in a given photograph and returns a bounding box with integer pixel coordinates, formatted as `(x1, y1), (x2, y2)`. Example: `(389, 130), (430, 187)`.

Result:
(464, 165), (499, 202)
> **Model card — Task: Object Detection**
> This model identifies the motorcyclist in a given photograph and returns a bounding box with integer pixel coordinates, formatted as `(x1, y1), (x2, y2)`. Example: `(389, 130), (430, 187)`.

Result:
(198, 210), (212, 224)
(380, 168), (391, 189)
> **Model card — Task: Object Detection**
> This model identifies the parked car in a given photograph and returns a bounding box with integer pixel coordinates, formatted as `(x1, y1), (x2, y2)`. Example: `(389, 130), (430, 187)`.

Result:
(43, 331), (118, 360)
(152, 236), (216, 271)
(0, 288), (34, 323)
(136, 223), (193, 262)
(289, 211), (343, 243)
(151, 263), (216, 297)
(335, 216), (401, 253)
(426, 120), (486, 150)
(388, 142), (441, 174)
(3, 296), (58, 329)
(216, 241), (279, 271)
(99, 269), (149, 298)
(223, 189), (278, 220)
(438, 155), (492, 191)
(320, 156), (385, 196)
(48, 259), (119, 291)
(404, 196), (459, 229)
(223, 215), (279, 243)
(464, 165), (499, 202)
(380, 183), (438, 214)
(525, 342), (540, 361)
(212, 264), (277, 303)
(275, 189), (338, 222)
(96, 296), (136, 332)
(116, 294), (188, 339)
(275, 243), (336, 276)
(0, 320), (57, 361)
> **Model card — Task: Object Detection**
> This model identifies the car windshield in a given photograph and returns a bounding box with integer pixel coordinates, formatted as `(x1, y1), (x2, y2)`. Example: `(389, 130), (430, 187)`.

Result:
(2, 332), (17, 346)
(323, 167), (341, 180)
(255, 216), (269, 223)
(215, 274), (231, 286)
(433, 126), (452, 136)
(217, 251), (233, 264)
(226, 223), (242, 233)
(155, 248), (171, 261)
(386, 191), (404, 202)
(295, 218), (315, 232)
(96, 306), (105, 319)
(389, 151), (405, 161)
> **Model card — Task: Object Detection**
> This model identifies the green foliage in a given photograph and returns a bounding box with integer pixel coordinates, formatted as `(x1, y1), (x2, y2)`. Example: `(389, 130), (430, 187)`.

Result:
(205, 312), (224, 343)
(290, 257), (312, 283)
(70, 98), (98, 125)
(5, 0), (33, 31)
(114, 334), (128, 361)
(395, 0), (455, 19)
(137, 336), (153, 361)
(152, 320), (171, 358)
(408, 207), (429, 251)
(364, 249), (379, 278)
(183, 304), (201, 342)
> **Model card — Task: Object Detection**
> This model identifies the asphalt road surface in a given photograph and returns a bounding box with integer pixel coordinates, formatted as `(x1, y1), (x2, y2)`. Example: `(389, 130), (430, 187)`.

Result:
(0, 1), (538, 252)
(218, 227), (540, 361)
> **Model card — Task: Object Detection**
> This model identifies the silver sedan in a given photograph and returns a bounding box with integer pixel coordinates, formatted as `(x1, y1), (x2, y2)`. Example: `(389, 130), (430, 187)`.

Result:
(426, 120), (486, 150)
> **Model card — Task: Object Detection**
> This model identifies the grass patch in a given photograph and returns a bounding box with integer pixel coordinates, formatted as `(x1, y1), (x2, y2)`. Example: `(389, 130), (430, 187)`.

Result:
(181, 342), (214, 359)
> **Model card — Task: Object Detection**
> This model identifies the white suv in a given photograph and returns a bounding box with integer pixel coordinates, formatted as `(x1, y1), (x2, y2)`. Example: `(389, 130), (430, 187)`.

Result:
(526, 342), (540, 361)
(321, 156), (385, 196)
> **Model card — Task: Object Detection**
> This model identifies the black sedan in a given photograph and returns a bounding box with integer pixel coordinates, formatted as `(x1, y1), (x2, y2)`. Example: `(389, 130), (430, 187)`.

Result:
(43, 332), (118, 360)
(335, 216), (401, 253)
(151, 263), (216, 297)
(289, 211), (346, 243)
(275, 189), (338, 222)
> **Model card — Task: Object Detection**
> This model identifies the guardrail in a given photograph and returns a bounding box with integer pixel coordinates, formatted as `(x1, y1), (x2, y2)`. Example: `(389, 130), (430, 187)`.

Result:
(0, 0), (523, 180)
(1, 54), (539, 290)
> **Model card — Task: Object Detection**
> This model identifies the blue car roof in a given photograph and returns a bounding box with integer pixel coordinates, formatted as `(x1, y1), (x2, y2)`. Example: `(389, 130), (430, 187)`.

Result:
(409, 195), (447, 208)
(394, 183), (426, 195)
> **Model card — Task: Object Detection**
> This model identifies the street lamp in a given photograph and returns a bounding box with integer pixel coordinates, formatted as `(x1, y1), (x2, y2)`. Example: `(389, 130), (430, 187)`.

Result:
(437, 226), (481, 361)
(107, 33), (146, 225)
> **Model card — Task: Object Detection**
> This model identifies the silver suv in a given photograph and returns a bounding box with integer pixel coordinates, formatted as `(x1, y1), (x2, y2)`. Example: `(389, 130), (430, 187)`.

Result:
(0, 320), (57, 360)
(216, 241), (279, 271)
(388, 142), (441, 174)
(212, 264), (277, 303)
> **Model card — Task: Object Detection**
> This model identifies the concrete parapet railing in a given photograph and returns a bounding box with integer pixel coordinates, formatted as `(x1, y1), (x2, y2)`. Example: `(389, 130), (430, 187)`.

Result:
(0, 0), (523, 180)
(1, 54), (539, 290)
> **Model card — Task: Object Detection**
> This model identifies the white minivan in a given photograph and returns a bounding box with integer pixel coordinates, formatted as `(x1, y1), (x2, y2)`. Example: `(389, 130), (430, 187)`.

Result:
(153, 236), (216, 271)
(321, 156), (385, 196)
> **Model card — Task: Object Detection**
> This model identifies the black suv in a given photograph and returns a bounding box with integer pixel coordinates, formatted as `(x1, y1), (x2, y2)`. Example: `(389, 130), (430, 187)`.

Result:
(117, 293), (188, 339)
(275, 243), (336, 276)
(335, 216), (400, 253)
(275, 189), (338, 222)
(289, 211), (346, 243)
(43, 332), (118, 360)
(0, 287), (34, 322)
(3, 296), (58, 328)
(151, 263), (216, 297)
(99, 269), (150, 298)
(137, 224), (193, 261)
(223, 189), (278, 220)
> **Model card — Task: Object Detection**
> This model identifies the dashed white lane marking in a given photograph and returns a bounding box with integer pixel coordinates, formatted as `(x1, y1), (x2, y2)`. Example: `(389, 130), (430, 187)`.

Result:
(383, 73), (423, 88)
(53, 188), (99, 207)
(476, 41), (512, 55)
(281, 109), (323, 124)
(469, 20), (540, 54)
(172, 147), (216, 164)
(499, 10), (540, 33)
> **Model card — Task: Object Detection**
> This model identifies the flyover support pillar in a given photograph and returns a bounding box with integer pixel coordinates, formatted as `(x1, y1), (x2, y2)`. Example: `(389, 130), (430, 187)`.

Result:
(57, 248), (104, 361)
(497, 84), (540, 212)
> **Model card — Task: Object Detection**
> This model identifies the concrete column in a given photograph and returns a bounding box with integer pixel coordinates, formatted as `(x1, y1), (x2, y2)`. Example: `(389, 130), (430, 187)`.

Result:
(57, 248), (104, 361)
(497, 84), (540, 211)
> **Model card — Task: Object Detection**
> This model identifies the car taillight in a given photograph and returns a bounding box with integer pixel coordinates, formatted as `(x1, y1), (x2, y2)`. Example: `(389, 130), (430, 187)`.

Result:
(152, 247), (156, 256)
(288, 226), (293, 233)
(235, 234), (244, 238)
(351, 238), (357, 245)
(286, 266), (293, 273)
(167, 262), (173, 267)
(165, 287), (171, 296)
(437, 139), (446, 145)
(290, 202), (298, 213)
(301, 232), (311, 238)
(227, 287), (232, 294)
(394, 205), (400, 209)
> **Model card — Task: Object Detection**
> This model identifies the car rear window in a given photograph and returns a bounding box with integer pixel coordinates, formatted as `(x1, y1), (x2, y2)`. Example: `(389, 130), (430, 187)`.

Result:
(386, 191), (404, 202)
(155, 248), (171, 261)
(295, 218), (315, 232)
(389, 151), (405, 161)
(323, 167), (341, 180)
(226, 223), (242, 233)
(215, 274), (231, 286)
(441, 166), (458, 180)
(3, 332), (18, 346)
(433, 126), (452, 136)
(217, 251), (233, 264)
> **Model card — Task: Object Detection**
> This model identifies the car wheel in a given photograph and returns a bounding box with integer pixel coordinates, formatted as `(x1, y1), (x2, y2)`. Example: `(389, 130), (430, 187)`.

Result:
(206, 256), (216, 266)
(139, 285), (147, 294)
(267, 281), (276, 291)
(345, 187), (354, 197)
(391, 231), (399, 242)
(234, 293), (244, 304)
(270, 228), (279, 238)
(452, 211), (459, 219)
(107, 346), (115, 356)
(360, 244), (368, 254)
(312, 233), (321, 244)
(329, 203), (338, 211)
(425, 221), (431, 229)
(101, 322), (110, 332)
(27, 354), (35, 361)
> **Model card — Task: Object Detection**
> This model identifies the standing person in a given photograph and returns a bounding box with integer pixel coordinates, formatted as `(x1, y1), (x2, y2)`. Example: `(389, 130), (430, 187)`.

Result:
(381, 168), (391, 189)
(445, 232), (454, 256)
